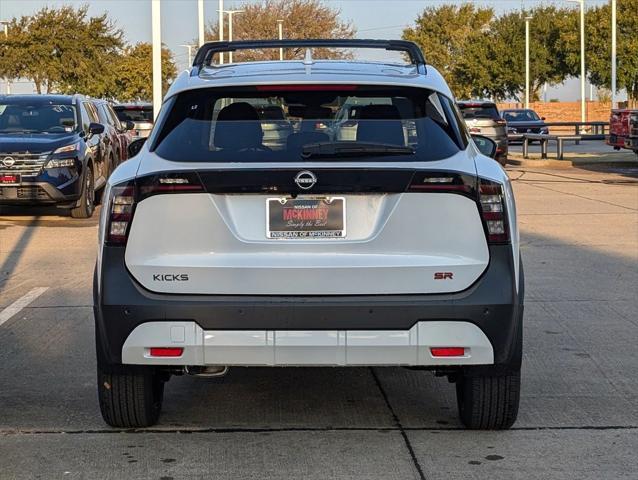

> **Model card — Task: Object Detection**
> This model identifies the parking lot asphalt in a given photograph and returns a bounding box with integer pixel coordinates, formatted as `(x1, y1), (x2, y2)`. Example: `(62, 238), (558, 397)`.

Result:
(1, 164), (637, 479)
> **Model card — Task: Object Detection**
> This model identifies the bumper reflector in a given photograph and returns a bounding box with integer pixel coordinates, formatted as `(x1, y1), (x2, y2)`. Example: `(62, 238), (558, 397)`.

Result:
(149, 347), (184, 357)
(430, 347), (465, 357)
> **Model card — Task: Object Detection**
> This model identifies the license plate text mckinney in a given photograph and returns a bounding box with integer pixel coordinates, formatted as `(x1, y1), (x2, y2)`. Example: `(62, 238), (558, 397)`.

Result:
(267, 197), (345, 239)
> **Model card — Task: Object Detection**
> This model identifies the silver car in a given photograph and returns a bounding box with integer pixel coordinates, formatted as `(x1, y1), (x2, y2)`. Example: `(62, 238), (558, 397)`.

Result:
(113, 103), (154, 140)
(458, 100), (508, 165)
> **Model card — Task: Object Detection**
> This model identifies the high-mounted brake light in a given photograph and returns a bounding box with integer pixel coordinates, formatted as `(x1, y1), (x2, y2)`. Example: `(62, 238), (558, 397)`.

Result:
(106, 181), (136, 246)
(255, 84), (358, 92)
(478, 179), (509, 244)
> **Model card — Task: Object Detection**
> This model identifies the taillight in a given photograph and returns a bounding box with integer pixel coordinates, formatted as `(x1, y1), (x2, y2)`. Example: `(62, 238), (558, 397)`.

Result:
(105, 173), (205, 246)
(137, 172), (204, 200)
(479, 179), (509, 244)
(496, 119), (507, 126)
(106, 181), (136, 246)
(408, 172), (475, 195)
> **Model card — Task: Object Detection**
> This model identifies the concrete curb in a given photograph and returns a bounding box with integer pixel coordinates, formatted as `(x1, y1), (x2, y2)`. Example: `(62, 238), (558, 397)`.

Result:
(506, 158), (573, 168)
(507, 152), (638, 169)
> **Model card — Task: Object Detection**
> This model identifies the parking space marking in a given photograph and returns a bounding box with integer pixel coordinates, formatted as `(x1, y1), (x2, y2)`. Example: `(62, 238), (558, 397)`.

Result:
(0, 287), (49, 327)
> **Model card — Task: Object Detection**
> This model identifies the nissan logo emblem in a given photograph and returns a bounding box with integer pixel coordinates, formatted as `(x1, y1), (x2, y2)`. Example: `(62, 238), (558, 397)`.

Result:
(294, 170), (317, 190)
(2, 156), (15, 167)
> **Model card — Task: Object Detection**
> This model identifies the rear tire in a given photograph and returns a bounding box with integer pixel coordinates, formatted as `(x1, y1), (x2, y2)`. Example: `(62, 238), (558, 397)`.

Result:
(97, 365), (165, 428)
(455, 369), (521, 429)
(71, 166), (95, 218)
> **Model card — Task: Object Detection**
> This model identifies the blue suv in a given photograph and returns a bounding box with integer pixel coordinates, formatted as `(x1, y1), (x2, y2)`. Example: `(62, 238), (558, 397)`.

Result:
(0, 94), (110, 218)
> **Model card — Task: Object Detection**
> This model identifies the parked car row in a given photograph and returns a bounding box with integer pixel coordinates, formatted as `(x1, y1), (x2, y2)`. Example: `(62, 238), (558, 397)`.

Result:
(0, 95), (153, 218)
(456, 101), (549, 166)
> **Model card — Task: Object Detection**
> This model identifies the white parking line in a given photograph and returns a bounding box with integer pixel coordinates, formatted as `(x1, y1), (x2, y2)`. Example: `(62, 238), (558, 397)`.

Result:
(0, 287), (49, 327)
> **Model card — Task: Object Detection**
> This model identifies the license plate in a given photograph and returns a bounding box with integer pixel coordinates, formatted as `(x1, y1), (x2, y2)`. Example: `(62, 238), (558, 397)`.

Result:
(0, 173), (20, 185)
(267, 197), (346, 239)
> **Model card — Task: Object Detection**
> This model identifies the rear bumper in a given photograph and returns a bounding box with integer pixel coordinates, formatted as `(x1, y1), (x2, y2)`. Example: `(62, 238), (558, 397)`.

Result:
(95, 245), (523, 368)
(122, 321), (493, 366)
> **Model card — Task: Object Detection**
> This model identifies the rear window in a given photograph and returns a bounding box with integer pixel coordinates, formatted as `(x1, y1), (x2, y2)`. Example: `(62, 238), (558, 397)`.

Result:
(152, 86), (468, 163)
(114, 106), (153, 123)
(458, 104), (500, 120)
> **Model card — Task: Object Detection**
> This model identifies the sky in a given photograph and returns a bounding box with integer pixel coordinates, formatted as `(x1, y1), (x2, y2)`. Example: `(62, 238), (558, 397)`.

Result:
(0, 0), (623, 101)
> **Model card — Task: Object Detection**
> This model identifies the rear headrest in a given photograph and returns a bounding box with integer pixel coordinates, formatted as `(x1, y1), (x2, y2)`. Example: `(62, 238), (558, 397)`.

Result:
(358, 104), (401, 120)
(217, 102), (260, 121)
(214, 102), (263, 150)
(356, 105), (404, 145)
(303, 106), (332, 120)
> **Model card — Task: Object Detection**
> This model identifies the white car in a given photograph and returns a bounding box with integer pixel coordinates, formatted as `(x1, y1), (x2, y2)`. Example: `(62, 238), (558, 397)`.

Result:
(94, 39), (524, 429)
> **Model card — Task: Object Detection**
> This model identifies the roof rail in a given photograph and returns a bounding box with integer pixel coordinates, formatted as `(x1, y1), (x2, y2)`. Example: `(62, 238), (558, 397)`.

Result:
(191, 39), (427, 75)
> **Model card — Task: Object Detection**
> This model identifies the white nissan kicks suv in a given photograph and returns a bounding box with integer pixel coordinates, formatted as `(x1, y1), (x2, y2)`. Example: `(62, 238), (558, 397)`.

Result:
(94, 40), (523, 430)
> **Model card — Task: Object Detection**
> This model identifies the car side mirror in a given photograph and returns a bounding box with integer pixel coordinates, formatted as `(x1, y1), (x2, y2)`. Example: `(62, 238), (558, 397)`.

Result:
(125, 120), (135, 131)
(471, 134), (498, 159)
(89, 122), (105, 136)
(128, 137), (146, 158)
(541, 117), (546, 121)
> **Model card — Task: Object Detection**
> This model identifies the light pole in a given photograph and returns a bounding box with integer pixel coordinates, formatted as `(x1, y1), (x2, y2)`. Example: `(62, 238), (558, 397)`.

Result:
(218, 0), (224, 64)
(181, 44), (196, 66)
(611, 0), (616, 107)
(1, 20), (10, 94)
(567, 0), (586, 122)
(151, 0), (162, 120)
(524, 16), (532, 109)
(198, 0), (205, 47)
(277, 20), (284, 61)
(222, 10), (244, 63)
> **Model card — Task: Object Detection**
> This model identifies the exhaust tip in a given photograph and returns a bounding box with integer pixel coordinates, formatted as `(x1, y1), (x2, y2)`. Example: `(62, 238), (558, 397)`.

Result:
(185, 366), (229, 377)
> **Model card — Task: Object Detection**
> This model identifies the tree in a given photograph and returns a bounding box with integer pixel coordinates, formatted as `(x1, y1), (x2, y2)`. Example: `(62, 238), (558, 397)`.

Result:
(203, 0), (355, 62)
(582, 0), (638, 102)
(403, 5), (578, 102)
(402, 4), (494, 98)
(0, 5), (123, 94)
(480, 7), (574, 101)
(111, 43), (177, 102)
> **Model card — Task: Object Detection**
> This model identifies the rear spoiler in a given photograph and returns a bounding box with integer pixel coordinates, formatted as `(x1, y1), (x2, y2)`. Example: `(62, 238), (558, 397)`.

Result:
(191, 39), (427, 75)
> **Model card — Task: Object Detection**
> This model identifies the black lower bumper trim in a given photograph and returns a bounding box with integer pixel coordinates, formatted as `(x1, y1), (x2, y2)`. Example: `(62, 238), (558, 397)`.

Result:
(0, 181), (79, 205)
(94, 245), (524, 367)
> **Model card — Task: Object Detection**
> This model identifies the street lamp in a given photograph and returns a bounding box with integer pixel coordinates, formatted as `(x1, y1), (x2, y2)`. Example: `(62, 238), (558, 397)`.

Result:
(151, 0), (162, 120)
(0, 20), (10, 94)
(218, 0), (224, 64)
(277, 20), (284, 61)
(611, 0), (617, 107)
(222, 10), (244, 63)
(180, 44), (196, 66)
(524, 16), (532, 109)
(567, 0), (586, 122)
(197, 0), (205, 47)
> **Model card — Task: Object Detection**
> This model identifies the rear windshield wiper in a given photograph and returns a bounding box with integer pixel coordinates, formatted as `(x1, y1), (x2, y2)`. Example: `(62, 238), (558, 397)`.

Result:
(301, 141), (415, 159)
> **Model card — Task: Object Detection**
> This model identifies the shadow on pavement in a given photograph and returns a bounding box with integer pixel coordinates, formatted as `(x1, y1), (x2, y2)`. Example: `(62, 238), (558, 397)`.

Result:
(0, 228), (636, 433)
(0, 215), (41, 294)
